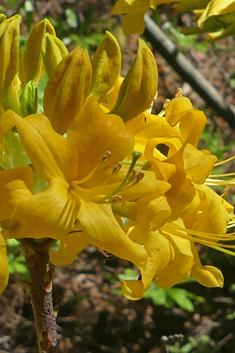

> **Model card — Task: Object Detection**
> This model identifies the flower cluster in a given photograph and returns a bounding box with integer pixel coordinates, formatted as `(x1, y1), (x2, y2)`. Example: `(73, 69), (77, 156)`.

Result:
(112, 0), (235, 40)
(0, 15), (234, 299)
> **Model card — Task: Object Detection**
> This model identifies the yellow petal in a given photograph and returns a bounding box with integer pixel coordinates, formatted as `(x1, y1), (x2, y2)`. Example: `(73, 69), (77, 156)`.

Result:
(122, 10), (147, 36)
(1, 110), (68, 181)
(136, 195), (171, 230)
(165, 97), (193, 126)
(154, 229), (193, 289)
(68, 97), (135, 182)
(4, 178), (79, 240)
(0, 231), (8, 292)
(191, 242), (223, 287)
(183, 144), (217, 183)
(0, 166), (33, 220)
(78, 199), (147, 271)
(50, 232), (90, 266)
(192, 185), (231, 234)
(121, 279), (145, 300)
(198, 0), (235, 28)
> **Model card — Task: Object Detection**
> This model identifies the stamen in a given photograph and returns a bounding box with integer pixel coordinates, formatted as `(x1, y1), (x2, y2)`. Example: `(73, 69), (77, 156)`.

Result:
(96, 151), (142, 202)
(101, 151), (112, 164)
(128, 169), (138, 183)
(110, 195), (122, 203)
(175, 88), (182, 97)
(76, 151), (112, 184)
(163, 99), (170, 110)
(206, 178), (235, 187)
(112, 162), (122, 175)
(132, 171), (144, 184)
(69, 229), (83, 234)
(163, 222), (235, 256)
(215, 154), (235, 167)
(70, 152), (142, 205)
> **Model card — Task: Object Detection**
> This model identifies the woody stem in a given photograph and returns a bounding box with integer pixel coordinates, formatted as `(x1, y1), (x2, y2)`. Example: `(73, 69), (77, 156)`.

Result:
(22, 238), (57, 353)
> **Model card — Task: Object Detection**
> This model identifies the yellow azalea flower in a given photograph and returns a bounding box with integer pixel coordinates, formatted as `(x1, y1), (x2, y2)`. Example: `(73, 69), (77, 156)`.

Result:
(0, 230), (9, 293)
(121, 218), (224, 300)
(114, 94), (234, 299)
(0, 97), (169, 272)
(111, 0), (183, 35)
(174, 0), (235, 40)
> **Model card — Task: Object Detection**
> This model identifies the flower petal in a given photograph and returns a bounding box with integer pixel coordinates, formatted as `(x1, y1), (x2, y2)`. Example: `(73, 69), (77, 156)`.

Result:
(78, 199), (147, 271)
(50, 231), (90, 266)
(0, 231), (9, 292)
(4, 178), (79, 240)
(191, 242), (224, 287)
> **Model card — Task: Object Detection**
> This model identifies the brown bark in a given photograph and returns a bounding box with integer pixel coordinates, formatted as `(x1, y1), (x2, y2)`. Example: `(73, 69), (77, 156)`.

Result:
(22, 238), (57, 353)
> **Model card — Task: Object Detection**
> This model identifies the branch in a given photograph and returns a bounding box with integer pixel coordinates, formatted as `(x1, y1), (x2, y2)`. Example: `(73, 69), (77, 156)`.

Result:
(144, 14), (235, 128)
(22, 239), (57, 353)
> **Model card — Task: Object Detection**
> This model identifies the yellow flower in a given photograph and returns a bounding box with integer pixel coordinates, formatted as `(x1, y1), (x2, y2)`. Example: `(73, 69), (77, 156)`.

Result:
(0, 97), (169, 272)
(111, 0), (183, 35)
(121, 218), (224, 300)
(116, 95), (235, 299)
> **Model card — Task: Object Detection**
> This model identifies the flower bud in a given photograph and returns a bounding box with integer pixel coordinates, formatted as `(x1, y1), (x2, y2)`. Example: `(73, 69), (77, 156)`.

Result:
(110, 38), (158, 122)
(89, 31), (121, 102)
(19, 19), (55, 87)
(0, 15), (21, 112)
(42, 33), (68, 77)
(43, 46), (92, 134)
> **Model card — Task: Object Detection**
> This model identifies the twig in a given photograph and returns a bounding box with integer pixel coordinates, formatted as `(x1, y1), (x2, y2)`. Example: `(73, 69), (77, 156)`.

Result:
(22, 239), (57, 353)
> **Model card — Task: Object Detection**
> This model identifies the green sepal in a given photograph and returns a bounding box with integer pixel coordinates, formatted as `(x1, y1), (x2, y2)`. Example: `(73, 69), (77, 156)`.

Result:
(21, 80), (38, 116)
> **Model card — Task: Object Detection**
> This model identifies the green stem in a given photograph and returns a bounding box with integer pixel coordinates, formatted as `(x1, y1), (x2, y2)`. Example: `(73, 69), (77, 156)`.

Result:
(22, 239), (57, 353)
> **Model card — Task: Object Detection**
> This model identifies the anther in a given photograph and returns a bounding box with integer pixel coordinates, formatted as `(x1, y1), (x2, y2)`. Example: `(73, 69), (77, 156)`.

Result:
(112, 162), (122, 175)
(132, 171), (144, 184)
(110, 195), (122, 203)
(163, 99), (170, 110)
(175, 88), (182, 97)
(101, 151), (111, 164)
(128, 169), (138, 183)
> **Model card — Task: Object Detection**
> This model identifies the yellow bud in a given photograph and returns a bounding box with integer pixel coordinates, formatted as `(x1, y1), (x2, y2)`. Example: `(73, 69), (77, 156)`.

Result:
(42, 33), (68, 77)
(43, 46), (92, 134)
(19, 19), (55, 87)
(0, 15), (21, 94)
(0, 15), (21, 113)
(89, 31), (121, 102)
(110, 39), (158, 122)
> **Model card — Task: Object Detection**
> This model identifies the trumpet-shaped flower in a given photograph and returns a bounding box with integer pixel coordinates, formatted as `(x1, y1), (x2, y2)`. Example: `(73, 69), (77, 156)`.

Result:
(116, 95), (235, 299)
(121, 218), (224, 300)
(0, 97), (170, 278)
